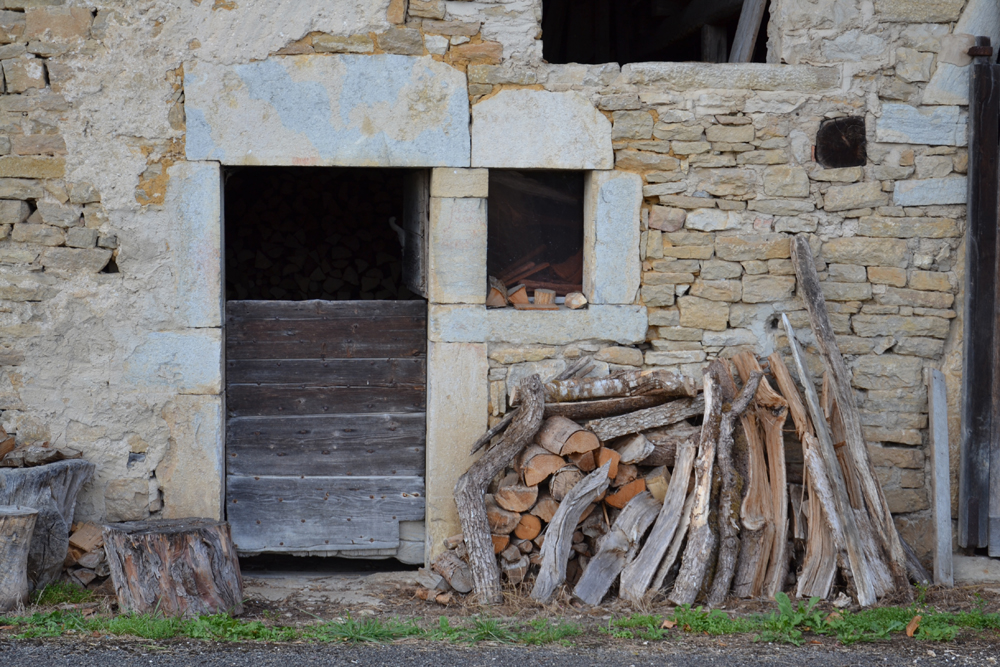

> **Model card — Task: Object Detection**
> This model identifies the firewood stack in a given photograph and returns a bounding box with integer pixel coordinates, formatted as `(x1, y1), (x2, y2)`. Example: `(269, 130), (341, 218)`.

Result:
(63, 522), (111, 590)
(428, 238), (925, 609)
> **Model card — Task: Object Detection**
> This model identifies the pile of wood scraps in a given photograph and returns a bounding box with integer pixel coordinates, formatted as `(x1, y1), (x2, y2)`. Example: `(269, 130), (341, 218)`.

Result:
(486, 273), (588, 312)
(0, 433), (83, 468)
(63, 522), (111, 590)
(426, 236), (926, 609)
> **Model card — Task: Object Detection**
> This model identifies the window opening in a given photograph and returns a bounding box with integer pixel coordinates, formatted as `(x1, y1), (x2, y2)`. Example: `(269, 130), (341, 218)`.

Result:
(487, 170), (584, 305)
(541, 0), (770, 65)
(224, 167), (421, 301)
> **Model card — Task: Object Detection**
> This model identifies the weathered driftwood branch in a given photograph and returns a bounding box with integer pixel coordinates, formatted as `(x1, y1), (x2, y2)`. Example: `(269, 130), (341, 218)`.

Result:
(470, 409), (518, 455)
(586, 395), (704, 442)
(0, 506), (37, 611)
(455, 375), (545, 604)
(651, 486), (697, 591)
(544, 370), (696, 403)
(543, 395), (669, 421)
(707, 370), (764, 606)
(573, 491), (660, 605)
(530, 461), (612, 603)
(790, 236), (910, 598)
(669, 362), (726, 605)
(732, 399), (773, 598)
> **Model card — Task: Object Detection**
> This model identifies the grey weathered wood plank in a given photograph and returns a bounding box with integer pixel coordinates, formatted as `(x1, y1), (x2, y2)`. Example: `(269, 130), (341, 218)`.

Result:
(226, 358), (425, 387)
(728, 0), (767, 63)
(585, 396), (704, 442)
(226, 414), (425, 477)
(227, 299), (427, 321)
(226, 476), (424, 553)
(225, 384), (425, 417)
(929, 369), (954, 584)
(226, 319), (425, 360)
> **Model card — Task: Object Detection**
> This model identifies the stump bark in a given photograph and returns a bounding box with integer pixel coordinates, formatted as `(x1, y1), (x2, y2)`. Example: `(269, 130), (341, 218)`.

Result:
(0, 506), (38, 611)
(103, 518), (243, 618)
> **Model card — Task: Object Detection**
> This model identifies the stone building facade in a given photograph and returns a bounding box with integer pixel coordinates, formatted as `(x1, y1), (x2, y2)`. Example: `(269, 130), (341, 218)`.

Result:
(0, 0), (991, 565)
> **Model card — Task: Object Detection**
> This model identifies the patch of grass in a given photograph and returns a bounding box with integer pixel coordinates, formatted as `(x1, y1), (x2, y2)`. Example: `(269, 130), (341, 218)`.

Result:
(670, 606), (759, 636)
(602, 613), (667, 640)
(517, 619), (583, 646)
(306, 615), (421, 643)
(31, 582), (94, 606)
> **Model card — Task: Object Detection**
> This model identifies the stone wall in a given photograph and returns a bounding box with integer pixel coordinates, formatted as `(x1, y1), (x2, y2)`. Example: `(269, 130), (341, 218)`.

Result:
(0, 0), (987, 563)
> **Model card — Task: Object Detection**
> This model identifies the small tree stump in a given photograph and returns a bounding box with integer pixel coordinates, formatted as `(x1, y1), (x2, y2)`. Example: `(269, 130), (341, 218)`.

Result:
(0, 506), (38, 611)
(103, 518), (243, 618)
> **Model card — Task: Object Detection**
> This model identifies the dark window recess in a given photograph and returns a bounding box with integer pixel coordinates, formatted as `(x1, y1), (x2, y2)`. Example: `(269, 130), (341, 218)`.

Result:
(815, 117), (868, 169)
(224, 167), (420, 301)
(488, 170), (584, 298)
(541, 0), (769, 65)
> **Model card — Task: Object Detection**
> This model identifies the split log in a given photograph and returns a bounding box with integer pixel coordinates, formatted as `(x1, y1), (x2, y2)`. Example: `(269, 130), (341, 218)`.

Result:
(500, 544), (521, 562)
(494, 485), (538, 513)
(791, 236), (910, 599)
(574, 492), (661, 605)
(607, 479), (647, 509)
(533, 288), (556, 305)
(669, 361), (727, 606)
(707, 369), (764, 606)
(613, 463), (639, 488)
(432, 550), (474, 593)
(103, 518), (243, 617)
(641, 422), (701, 467)
(550, 466), (585, 502)
(568, 449), (597, 472)
(586, 396), (704, 442)
(507, 284), (529, 304)
(595, 448), (620, 480)
(531, 494), (560, 523)
(731, 398), (774, 598)
(613, 434), (654, 465)
(565, 292), (588, 309)
(530, 462), (612, 602)
(544, 370), (696, 404)
(620, 440), (697, 601)
(514, 514), (542, 540)
(782, 314), (876, 606)
(518, 445), (566, 486)
(537, 416), (600, 455)
(0, 506), (37, 611)
(487, 276), (509, 308)
(455, 374), (546, 604)
(485, 495), (521, 535)
(651, 487), (697, 591)
(543, 395), (669, 420)
(645, 466), (670, 503)
(503, 555), (531, 583)
(492, 535), (509, 554)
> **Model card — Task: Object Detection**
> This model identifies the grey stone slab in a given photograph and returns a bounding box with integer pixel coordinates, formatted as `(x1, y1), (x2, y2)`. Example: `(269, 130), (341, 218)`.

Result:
(427, 197), (487, 305)
(185, 55), (470, 167)
(928, 369), (953, 587)
(924, 0), (999, 105)
(471, 90), (612, 169)
(953, 555), (1000, 584)
(584, 170), (641, 305)
(893, 177), (967, 207)
(428, 304), (647, 345)
(622, 63), (840, 91)
(119, 329), (222, 395)
(875, 104), (968, 147)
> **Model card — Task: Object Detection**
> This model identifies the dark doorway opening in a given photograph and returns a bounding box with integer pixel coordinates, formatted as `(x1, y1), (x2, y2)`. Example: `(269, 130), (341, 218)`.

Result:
(224, 167), (420, 302)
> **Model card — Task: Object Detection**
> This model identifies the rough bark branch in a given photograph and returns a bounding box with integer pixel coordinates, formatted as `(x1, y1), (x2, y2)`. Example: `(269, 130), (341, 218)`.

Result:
(0, 506), (37, 612)
(586, 396), (704, 441)
(544, 370), (696, 403)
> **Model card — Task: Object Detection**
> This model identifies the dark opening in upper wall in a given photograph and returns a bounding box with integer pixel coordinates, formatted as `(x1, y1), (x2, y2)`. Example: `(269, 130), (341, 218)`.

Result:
(224, 167), (421, 301)
(541, 0), (769, 65)
(815, 117), (868, 169)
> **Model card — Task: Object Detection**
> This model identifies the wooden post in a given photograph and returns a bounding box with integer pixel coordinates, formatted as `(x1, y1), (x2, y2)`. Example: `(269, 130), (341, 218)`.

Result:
(729, 0), (767, 63)
(962, 36), (999, 550)
(929, 369), (954, 586)
(0, 506), (38, 612)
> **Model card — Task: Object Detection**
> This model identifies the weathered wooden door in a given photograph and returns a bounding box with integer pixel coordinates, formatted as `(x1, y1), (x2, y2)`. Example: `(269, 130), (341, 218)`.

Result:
(224, 300), (426, 557)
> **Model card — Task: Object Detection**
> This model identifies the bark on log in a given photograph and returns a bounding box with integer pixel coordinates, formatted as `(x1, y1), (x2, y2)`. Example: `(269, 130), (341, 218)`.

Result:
(103, 518), (243, 618)
(640, 422), (701, 467)
(494, 485), (538, 513)
(573, 492), (661, 605)
(456, 375), (545, 604)
(550, 467), (585, 502)
(731, 402), (774, 598)
(652, 487), (697, 591)
(530, 462), (612, 602)
(707, 370), (764, 606)
(790, 236), (910, 599)
(518, 445), (566, 487)
(0, 506), (37, 612)
(432, 550), (474, 593)
(586, 396), (704, 442)
(537, 416), (600, 455)
(0, 459), (95, 590)
(470, 409), (518, 455)
(544, 370), (696, 403)
(543, 395), (669, 420)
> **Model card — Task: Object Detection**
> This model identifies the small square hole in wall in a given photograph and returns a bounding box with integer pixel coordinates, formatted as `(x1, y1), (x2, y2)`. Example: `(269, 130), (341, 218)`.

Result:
(815, 117), (867, 169)
(487, 170), (584, 301)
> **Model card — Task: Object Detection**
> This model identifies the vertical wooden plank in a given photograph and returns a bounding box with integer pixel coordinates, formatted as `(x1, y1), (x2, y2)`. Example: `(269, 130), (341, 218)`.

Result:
(929, 369), (954, 587)
(701, 24), (728, 63)
(961, 40), (999, 549)
(402, 170), (429, 298)
(990, 54), (1000, 557)
(728, 0), (767, 63)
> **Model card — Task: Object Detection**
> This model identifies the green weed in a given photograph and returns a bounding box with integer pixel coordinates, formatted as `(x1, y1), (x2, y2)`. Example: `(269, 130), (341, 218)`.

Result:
(518, 619), (583, 646)
(306, 615), (421, 643)
(31, 582), (94, 606)
(602, 613), (667, 640)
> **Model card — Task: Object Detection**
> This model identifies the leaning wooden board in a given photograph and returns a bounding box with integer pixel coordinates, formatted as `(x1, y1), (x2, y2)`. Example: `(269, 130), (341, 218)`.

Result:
(225, 300), (427, 555)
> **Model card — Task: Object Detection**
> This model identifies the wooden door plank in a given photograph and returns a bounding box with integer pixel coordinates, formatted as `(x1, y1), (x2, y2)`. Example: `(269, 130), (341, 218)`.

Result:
(729, 0), (767, 63)
(226, 475), (424, 552)
(226, 319), (426, 360)
(226, 358), (425, 387)
(402, 171), (429, 298)
(227, 414), (426, 477)
(929, 369), (954, 585)
(961, 53), (999, 549)
(226, 384), (425, 417)
(227, 299), (427, 321)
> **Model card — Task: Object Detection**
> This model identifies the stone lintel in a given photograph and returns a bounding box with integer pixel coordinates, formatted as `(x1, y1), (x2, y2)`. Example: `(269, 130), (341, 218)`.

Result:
(429, 304), (648, 345)
(622, 62), (841, 91)
(430, 168), (489, 198)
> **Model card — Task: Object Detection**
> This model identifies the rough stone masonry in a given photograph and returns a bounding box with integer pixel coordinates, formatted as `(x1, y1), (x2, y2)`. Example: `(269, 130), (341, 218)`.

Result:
(0, 0), (989, 566)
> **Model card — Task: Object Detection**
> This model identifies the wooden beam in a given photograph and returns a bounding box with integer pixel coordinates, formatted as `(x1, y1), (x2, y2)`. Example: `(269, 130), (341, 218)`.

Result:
(729, 0), (767, 63)
(701, 24), (727, 63)
(929, 369), (954, 586)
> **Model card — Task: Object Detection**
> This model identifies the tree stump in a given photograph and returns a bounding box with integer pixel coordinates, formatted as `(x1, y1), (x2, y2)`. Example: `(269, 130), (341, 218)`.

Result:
(0, 506), (38, 611)
(103, 518), (243, 618)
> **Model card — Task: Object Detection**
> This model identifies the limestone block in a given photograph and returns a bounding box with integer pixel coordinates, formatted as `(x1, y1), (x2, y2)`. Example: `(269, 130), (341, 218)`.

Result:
(425, 341), (487, 559)
(852, 315), (950, 339)
(748, 199), (815, 215)
(908, 270), (952, 292)
(584, 170), (641, 304)
(895, 48), (934, 83)
(375, 27), (423, 55)
(611, 111), (653, 140)
(706, 124), (755, 143)
(0, 179), (42, 200)
(11, 222), (63, 246)
(742, 275), (796, 303)
(648, 206), (685, 232)
(653, 123), (704, 141)
(471, 90), (612, 169)
(701, 259), (742, 279)
(312, 34), (375, 54)
(623, 63), (839, 91)
(430, 168), (488, 198)
(0, 200), (28, 224)
(691, 279), (741, 302)
(648, 308), (681, 327)
(35, 201), (79, 227)
(821, 237), (908, 267)
(488, 345), (558, 364)
(702, 328), (758, 347)
(428, 305), (487, 343)
(868, 266), (907, 287)
(185, 56), (470, 167)
(853, 354), (923, 390)
(121, 329), (222, 395)
(810, 167), (862, 183)
(685, 208), (738, 232)
(884, 488), (929, 514)
(595, 346), (643, 366)
(65, 227), (97, 249)
(40, 248), (112, 272)
(874, 0), (963, 22)
(894, 336), (945, 358)
(428, 304), (648, 345)
(11, 134), (66, 156)
(955, 556), (1000, 584)
(764, 165), (809, 197)
(165, 162), (222, 329)
(0, 9), (24, 43)
(870, 445), (924, 468)
(876, 104), (967, 147)
(2, 56), (44, 93)
(672, 141), (712, 155)
(408, 0), (445, 19)
(715, 235), (790, 262)
(857, 216), (960, 239)
(644, 272), (695, 285)
(424, 34), (449, 55)
(104, 479), (150, 523)
(0, 156), (63, 180)
(158, 395), (223, 520)
(646, 350), (707, 366)
(893, 177), (967, 207)
(677, 295), (728, 331)
(24, 6), (90, 41)
(658, 326), (702, 340)
(877, 287), (954, 309)
(428, 198), (487, 304)
(821, 282), (872, 301)
(823, 182), (888, 212)
(506, 359), (565, 399)
(828, 264), (867, 282)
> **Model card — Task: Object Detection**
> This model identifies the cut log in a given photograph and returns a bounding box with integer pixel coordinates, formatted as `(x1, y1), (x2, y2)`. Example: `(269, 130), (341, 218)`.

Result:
(492, 535), (509, 554)
(502, 555), (531, 583)
(485, 495), (521, 535)
(543, 395), (669, 420)
(454, 374), (546, 604)
(518, 445), (566, 487)
(612, 463), (639, 488)
(551, 466), (585, 502)
(707, 369), (764, 606)
(444, 533), (465, 550)
(645, 466), (670, 503)
(533, 288), (556, 305)
(669, 361), (727, 606)
(0, 506), (37, 612)
(514, 513), (542, 540)
(103, 518), (243, 617)
(620, 440), (697, 602)
(487, 276), (509, 308)
(530, 461), (612, 602)
(432, 550), (474, 594)
(614, 434), (654, 465)
(791, 236), (910, 599)
(537, 416), (600, 456)
(545, 370), (696, 404)
(641, 422), (701, 467)
(595, 448), (621, 480)
(0, 430), (15, 461)
(507, 284), (529, 304)
(531, 494), (559, 523)
(500, 544), (521, 562)
(573, 492), (661, 605)
(69, 522), (103, 553)
(568, 449), (597, 472)
(494, 485), (539, 513)
(513, 537), (533, 554)
(586, 396), (704, 442)
(606, 479), (647, 509)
